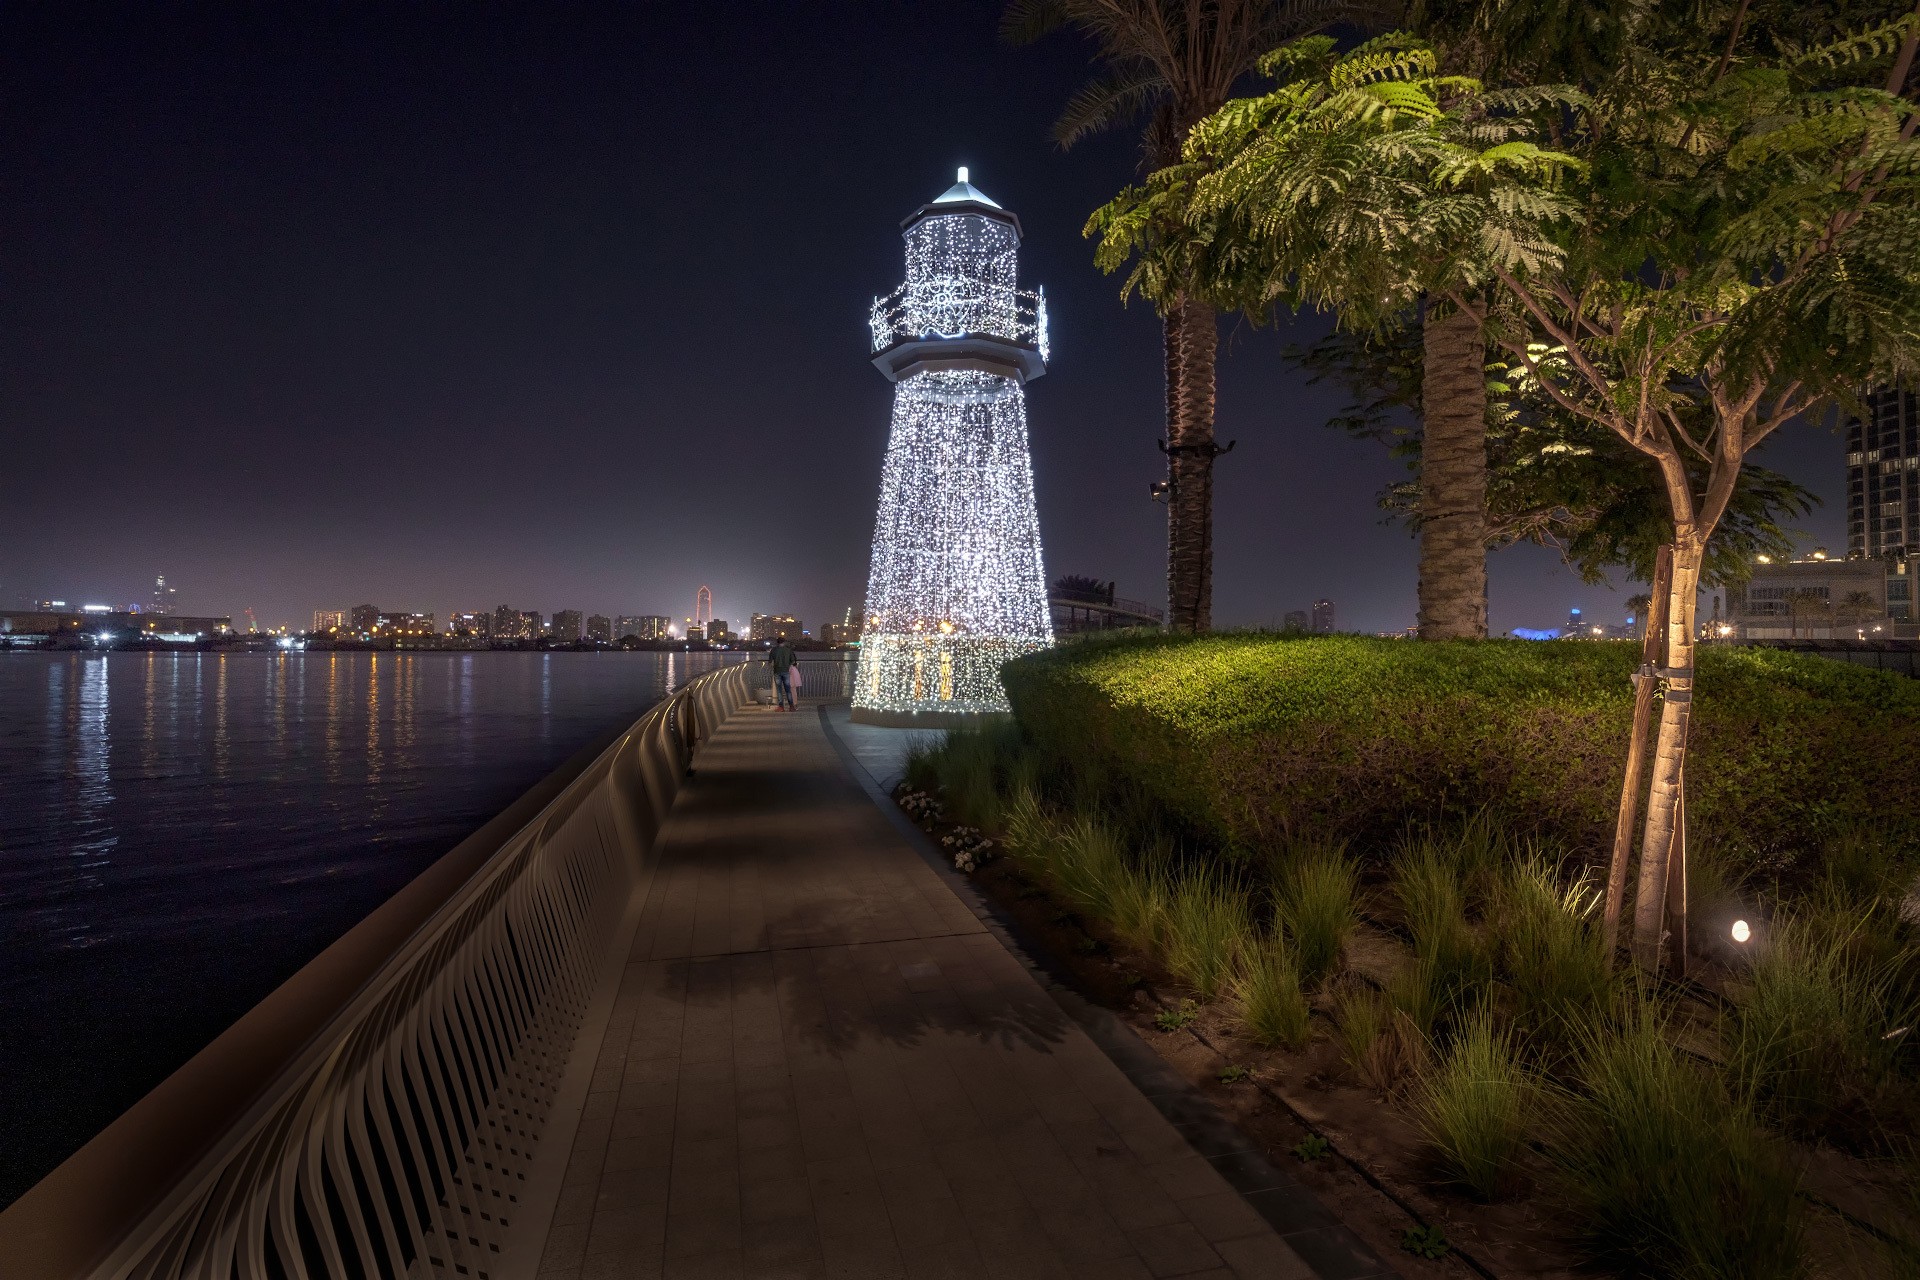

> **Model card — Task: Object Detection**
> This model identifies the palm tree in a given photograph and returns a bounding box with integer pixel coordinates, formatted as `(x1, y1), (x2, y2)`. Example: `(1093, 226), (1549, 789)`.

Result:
(1005, 0), (1345, 632)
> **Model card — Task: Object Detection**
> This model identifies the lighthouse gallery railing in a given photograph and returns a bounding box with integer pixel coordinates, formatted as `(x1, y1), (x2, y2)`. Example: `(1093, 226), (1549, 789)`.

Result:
(0, 662), (755, 1280)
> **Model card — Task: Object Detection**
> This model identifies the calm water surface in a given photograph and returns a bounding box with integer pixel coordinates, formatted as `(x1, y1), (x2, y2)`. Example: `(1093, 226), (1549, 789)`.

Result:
(0, 649), (738, 1207)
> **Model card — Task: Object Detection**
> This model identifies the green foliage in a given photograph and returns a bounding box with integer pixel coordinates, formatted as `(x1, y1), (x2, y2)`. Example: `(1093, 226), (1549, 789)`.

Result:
(1155, 999), (1200, 1032)
(1400, 1224), (1451, 1259)
(1164, 870), (1253, 1000)
(1725, 912), (1918, 1148)
(1002, 632), (1920, 866)
(1392, 835), (1487, 999)
(933, 721), (1027, 828)
(1553, 998), (1808, 1280)
(1493, 854), (1613, 1036)
(1274, 843), (1359, 983)
(1232, 934), (1313, 1049)
(902, 738), (940, 795)
(1218, 1063), (1253, 1083)
(1291, 1133), (1332, 1161)
(1415, 1006), (1534, 1200)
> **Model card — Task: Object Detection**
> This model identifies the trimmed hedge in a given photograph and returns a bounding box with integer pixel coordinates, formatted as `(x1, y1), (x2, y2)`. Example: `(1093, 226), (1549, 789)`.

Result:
(1000, 632), (1920, 866)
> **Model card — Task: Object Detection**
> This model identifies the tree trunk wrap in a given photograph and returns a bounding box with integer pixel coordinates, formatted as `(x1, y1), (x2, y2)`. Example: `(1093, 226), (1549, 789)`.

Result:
(1631, 536), (1703, 972)
(1167, 293), (1218, 633)
(1416, 304), (1489, 640)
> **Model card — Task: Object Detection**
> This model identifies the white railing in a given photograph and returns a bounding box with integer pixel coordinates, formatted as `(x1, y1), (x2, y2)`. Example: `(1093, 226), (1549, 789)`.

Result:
(0, 663), (754, 1280)
(869, 281), (1048, 363)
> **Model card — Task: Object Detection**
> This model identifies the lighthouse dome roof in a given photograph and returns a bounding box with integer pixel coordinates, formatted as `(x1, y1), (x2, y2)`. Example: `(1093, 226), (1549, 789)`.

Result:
(901, 168), (1022, 238)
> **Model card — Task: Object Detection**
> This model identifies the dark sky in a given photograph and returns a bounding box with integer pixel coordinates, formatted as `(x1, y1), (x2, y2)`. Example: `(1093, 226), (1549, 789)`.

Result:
(0, 1), (1846, 636)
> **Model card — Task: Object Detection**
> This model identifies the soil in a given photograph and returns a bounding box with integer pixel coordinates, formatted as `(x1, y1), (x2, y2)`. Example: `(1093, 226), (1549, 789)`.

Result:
(908, 800), (1916, 1280)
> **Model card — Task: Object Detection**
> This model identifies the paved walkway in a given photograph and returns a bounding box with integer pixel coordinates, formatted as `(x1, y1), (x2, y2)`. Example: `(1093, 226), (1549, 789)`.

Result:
(534, 706), (1361, 1280)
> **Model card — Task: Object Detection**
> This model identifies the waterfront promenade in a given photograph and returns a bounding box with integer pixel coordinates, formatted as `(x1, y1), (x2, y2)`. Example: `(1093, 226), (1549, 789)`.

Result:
(532, 705), (1381, 1280)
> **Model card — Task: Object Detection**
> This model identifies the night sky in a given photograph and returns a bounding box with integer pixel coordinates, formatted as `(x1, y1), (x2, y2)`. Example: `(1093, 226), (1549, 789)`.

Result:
(0, 1), (1847, 636)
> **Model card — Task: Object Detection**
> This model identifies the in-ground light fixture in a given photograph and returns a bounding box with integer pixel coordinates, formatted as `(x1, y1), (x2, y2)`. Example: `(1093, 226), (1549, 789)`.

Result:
(1731, 919), (1752, 944)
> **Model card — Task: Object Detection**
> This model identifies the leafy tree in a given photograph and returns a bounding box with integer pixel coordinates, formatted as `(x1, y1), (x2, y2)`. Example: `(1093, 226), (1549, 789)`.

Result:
(1124, 7), (1920, 966)
(1007, 0), (1344, 631)
(1292, 323), (1817, 588)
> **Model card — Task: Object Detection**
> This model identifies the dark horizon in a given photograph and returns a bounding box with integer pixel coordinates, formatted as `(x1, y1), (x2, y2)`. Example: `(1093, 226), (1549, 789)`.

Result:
(0, 1), (1848, 638)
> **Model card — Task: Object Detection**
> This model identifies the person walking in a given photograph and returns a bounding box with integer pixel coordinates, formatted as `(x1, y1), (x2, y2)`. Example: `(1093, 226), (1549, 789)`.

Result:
(768, 634), (797, 712)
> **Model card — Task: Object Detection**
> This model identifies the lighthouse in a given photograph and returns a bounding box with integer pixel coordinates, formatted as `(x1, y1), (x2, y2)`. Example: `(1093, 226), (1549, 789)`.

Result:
(852, 169), (1054, 726)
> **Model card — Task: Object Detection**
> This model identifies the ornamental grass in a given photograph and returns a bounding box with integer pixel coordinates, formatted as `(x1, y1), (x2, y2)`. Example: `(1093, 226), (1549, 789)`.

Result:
(1413, 1005), (1534, 1201)
(1553, 998), (1807, 1280)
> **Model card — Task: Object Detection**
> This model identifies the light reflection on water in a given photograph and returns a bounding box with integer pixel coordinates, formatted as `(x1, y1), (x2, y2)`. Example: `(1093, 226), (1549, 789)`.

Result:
(0, 649), (743, 1209)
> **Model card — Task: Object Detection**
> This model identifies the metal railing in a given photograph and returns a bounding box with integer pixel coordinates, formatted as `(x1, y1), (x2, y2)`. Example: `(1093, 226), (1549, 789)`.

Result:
(868, 281), (1048, 362)
(742, 652), (858, 704)
(0, 663), (755, 1280)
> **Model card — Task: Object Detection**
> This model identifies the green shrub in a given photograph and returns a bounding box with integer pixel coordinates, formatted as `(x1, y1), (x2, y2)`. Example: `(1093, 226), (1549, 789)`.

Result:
(1385, 953), (1448, 1040)
(1494, 855), (1612, 1038)
(1554, 997), (1807, 1280)
(1414, 1006), (1533, 1200)
(1276, 844), (1359, 984)
(902, 737), (940, 794)
(1000, 631), (1920, 866)
(1233, 935), (1312, 1049)
(1725, 913), (1917, 1148)
(1164, 871), (1252, 1000)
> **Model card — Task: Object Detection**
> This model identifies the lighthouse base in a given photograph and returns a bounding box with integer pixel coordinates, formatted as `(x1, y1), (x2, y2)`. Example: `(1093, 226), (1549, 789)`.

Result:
(848, 705), (1013, 730)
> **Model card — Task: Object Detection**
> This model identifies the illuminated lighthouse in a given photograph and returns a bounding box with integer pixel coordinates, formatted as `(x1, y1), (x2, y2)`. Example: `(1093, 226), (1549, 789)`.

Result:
(852, 169), (1054, 726)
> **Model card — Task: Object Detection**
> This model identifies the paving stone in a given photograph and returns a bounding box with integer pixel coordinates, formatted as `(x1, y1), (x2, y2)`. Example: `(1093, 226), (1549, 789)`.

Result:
(547, 708), (1363, 1280)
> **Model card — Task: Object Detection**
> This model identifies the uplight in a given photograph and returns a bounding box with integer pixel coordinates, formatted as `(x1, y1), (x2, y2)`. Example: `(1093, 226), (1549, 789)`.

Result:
(1731, 919), (1752, 944)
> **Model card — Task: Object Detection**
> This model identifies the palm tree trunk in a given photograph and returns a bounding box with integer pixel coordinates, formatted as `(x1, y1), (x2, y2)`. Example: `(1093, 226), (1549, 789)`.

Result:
(1167, 292), (1218, 633)
(1630, 534), (1704, 971)
(1417, 303), (1489, 640)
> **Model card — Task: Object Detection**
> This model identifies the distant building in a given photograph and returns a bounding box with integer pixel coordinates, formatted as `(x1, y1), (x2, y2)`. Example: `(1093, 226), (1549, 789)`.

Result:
(1847, 386), (1919, 559)
(519, 610), (544, 639)
(349, 604), (381, 634)
(1283, 610), (1308, 631)
(751, 613), (802, 642)
(312, 609), (345, 633)
(1727, 552), (1908, 639)
(551, 610), (583, 643)
(151, 575), (176, 616)
(1569, 606), (1584, 631)
(685, 623), (706, 642)
(448, 611), (489, 638)
(707, 620), (731, 642)
(1312, 599), (1335, 634)
(586, 614), (612, 643)
(822, 621), (863, 646)
(376, 612), (435, 638)
(1, 609), (231, 641)
(615, 615), (668, 641)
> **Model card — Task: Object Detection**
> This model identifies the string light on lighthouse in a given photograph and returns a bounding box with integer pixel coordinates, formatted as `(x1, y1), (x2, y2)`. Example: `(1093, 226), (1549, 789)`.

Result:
(853, 170), (1053, 724)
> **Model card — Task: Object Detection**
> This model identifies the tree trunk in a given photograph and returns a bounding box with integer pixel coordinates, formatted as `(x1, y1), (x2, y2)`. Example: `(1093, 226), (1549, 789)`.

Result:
(1603, 544), (1673, 957)
(1630, 534), (1704, 972)
(1166, 293), (1218, 633)
(1417, 303), (1489, 640)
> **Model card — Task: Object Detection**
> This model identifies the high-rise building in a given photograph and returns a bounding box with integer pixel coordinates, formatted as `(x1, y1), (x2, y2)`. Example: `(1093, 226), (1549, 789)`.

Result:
(586, 614), (612, 643)
(349, 604), (381, 635)
(519, 610), (544, 639)
(750, 613), (802, 642)
(1847, 386), (1919, 560)
(449, 611), (489, 638)
(491, 604), (520, 639)
(854, 170), (1052, 724)
(151, 575), (176, 615)
(1311, 599), (1335, 633)
(312, 609), (345, 633)
(707, 620), (731, 641)
(615, 615), (669, 641)
(551, 610), (583, 642)
(376, 612), (435, 638)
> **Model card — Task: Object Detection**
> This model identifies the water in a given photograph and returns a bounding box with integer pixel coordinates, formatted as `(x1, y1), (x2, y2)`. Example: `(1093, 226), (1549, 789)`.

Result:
(0, 649), (739, 1207)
